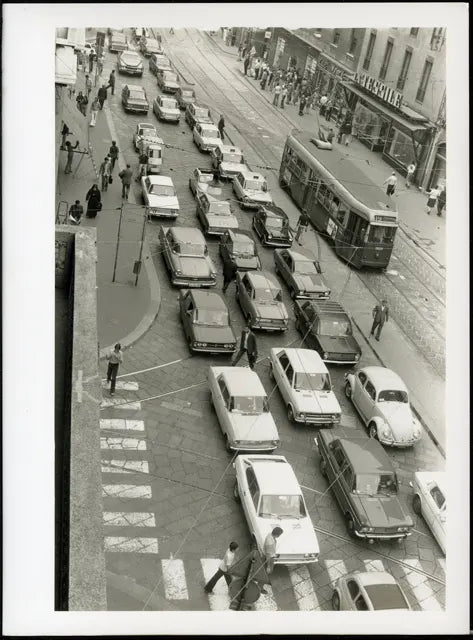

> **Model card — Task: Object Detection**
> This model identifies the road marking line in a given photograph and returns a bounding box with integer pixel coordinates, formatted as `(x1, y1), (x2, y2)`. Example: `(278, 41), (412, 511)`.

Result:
(103, 512), (156, 527)
(323, 559), (348, 586)
(102, 380), (139, 391)
(100, 398), (142, 410)
(101, 460), (149, 474)
(288, 565), (320, 610)
(253, 583), (278, 610)
(161, 400), (203, 417)
(162, 559), (189, 600)
(200, 559), (231, 610)
(116, 358), (184, 379)
(363, 559), (386, 572)
(101, 437), (147, 450)
(104, 536), (159, 553)
(102, 484), (152, 499)
(100, 418), (145, 431)
(399, 559), (440, 610)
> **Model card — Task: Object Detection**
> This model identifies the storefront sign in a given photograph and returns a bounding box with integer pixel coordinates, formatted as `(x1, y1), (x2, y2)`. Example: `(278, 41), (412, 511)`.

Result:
(354, 73), (403, 109)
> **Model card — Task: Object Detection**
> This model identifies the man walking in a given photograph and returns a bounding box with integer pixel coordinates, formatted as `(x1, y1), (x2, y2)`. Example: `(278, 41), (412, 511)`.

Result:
(204, 542), (239, 594)
(263, 527), (283, 575)
(371, 299), (389, 341)
(425, 184), (441, 215)
(280, 83), (287, 109)
(109, 141), (119, 172)
(222, 260), (237, 293)
(97, 53), (104, 76)
(64, 140), (79, 174)
(136, 150), (148, 181)
(108, 70), (116, 95)
(383, 172), (397, 197)
(272, 82), (281, 107)
(90, 96), (100, 126)
(405, 162), (416, 189)
(99, 156), (112, 191)
(243, 55), (250, 76)
(298, 93), (307, 116)
(218, 114), (225, 141)
(295, 210), (310, 244)
(106, 343), (123, 396)
(436, 186), (446, 217)
(232, 325), (258, 370)
(85, 74), (92, 97)
(61, 123), (72, 149)
(119, 164), (133, 199)
(98, 84), (108, 109)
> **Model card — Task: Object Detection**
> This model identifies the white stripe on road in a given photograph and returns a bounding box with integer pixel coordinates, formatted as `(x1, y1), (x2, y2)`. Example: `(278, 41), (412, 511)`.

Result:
(101, 437), (147, 450)
(100, 418), (145, 431)
(200, 559), (231, 610)
(253, 584), (278, 611)
(162, 559), (189, 600)
(399, 559), (439, 610)
(102, 484), (152, 499)
(363, 559), (386, 573)
(323, 559), (348, 586)
(103, 512), (156, 527)
(102, 380), (139, 391)
(288, 565), (321, 611)
(104, 536), (159, 553)
(100, 398), (142, 410)
(101, 459), (149, 474)
(116, 358), (184, 379)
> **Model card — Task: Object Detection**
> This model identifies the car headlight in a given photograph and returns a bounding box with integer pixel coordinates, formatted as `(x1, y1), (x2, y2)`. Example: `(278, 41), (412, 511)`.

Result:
(243, 195), (250, 201)
(210, 271), (217, 278)
(175, 269), (182, 275)
(323, 352), (328, 359)
(354, 353), (360, 361)
(224, 343), (234, 349)
(413, 428), (421, 439)
(233, 440), (241, 444)
(271, 440), (280, 446)
(267, 232), (273, 239)
(397, 526), (410, 532)
(296, 412), (304, 419)
(274, 554), (280, 558)
(382, 427), (392, 438)
(304, 553), (317, 558)
(360, 526), (375, 533)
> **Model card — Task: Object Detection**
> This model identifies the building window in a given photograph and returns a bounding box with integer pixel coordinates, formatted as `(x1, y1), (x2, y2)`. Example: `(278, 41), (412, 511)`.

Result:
(430, 27), (444, 50)
(410, 28), (419, 36)
(362, 31), (376, 70)
(379, 38), (394, 80)
(348, 29), (358, 54)
(416, 58), (433, 103)
(397, 47), (412, 90)
(332, 30), (341, 46)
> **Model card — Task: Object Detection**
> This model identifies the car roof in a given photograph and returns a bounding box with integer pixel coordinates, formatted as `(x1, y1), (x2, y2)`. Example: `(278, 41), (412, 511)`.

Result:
(259, 203), (288, 218)
(211, 367), (266, 395)
(274, 348), (327, 374)
(337, 437), (394, 474)
(126, 84), (146, 92)
(219, 145), (242, 154)
(303, 300), (348, 316)
(360, 366), (407, 391)
(249, 456), (302, 495)
(240, 171), (265, 181)
(170, 226), (205, 243)
(200, 122), (218, 129)
(282, 248), (314, 261)
(227, 229), (254, 242)
(147, 175), (173, 186)
(413, 471), (446, 495)
(189, 290), (226, 309)
(356, 571), (397, 587)
(138, 122), (155, 128)
(244, 270), (279, 290)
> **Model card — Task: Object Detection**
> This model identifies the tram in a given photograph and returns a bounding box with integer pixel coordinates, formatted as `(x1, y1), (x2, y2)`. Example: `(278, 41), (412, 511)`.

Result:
(279, 130), (398, 269)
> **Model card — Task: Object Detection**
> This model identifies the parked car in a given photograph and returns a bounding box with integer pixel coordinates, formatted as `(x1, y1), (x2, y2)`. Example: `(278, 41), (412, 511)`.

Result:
(210, 145), (249, 180)
(253, 204), (293, 247)
(141, 175), (179, 218)
(188, 168), (223, 199)
(133, 122), (157, 150)
(179, 289), (236, 354)
(133, 27), (145, 41)
(138, 137), (163, 174)
(344, 366), (422, 447)
(159, 226), (217, 287)
(269, 348), (341, 425)
(149, 53), (172, 75)
(117, 50), (143, 76)
(152, 95), (180, 122)
(294, 300), (362, 364)
(196, 193), (239, 236)
(209, 368), (280, 452)
(236, 270), (288, 332)
(232, 171), (272, 209)
(410, 471), (446, 555)
(315, 427), (414, 541)
(233, 454), (320, 564)
(193, 123), (222, 152)
(83, 42), (96, 57)
(176, 85), (196, 109)
(121, 84), (149, 114)
(109, 32), (128, 52)
(185, 103), (213, 129)
(140, 37), (163, 56)
(157, 69), (180, 93)
(332, 572), (411, 611)
(274, 249), (330, 300)
(219, 230), (261, 272)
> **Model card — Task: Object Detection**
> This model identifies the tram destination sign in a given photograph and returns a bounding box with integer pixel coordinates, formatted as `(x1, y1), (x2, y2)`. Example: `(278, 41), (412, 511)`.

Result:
(354, 73), (403, 109)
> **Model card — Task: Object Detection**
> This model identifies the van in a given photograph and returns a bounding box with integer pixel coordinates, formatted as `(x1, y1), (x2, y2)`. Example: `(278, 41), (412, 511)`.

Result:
(139, 137), (164, 174)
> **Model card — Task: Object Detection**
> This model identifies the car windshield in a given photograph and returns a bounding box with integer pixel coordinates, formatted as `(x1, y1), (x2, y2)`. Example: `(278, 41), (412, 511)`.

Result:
(245, 179), (265, 191)
(140, 125), (155, 134)
(259, 494), (306, 519)
(164, 72), (178, 82)
(207, 185), (223, 197)
(195, 107), (210, 118)
(377, 389), (408, 403)
(294, 372), (331, 391)
(194, 309), (228, 326)
(161, 98), (177, 109)
(231, 396), (268, 414)
(255, 287), (280, 302)
(209, 202), (232, 215)
(355, 473), (398, 496)
(122, 53), (139, 63)
(182, 89), (194, 97)
(176, 242), (205, 257)
(203, 128), (220, 139)
(149, 184), (175, 196)
(294, 260), (318, 275)
(319, 317), (352, 336)
(266, 217), (286, 229)
(222, 152), (243, 163)
(129, 90), (146, 100)
(233, 241), (255, 256)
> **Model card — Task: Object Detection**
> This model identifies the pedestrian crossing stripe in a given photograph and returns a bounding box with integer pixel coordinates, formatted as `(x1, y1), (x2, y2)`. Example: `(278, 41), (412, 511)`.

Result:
(101, 398), (142, 410)
(102, 484), (152, 499)
(200, 558), (231, 610)
(100, 418), (145, 431)
(162, 559), (189, 600)
(103, 512), (156, 527)
(101, 437), (147, 450)
(288, 565), (321, 610)
(101, 459), (149, 474)
(102, 380), (139, 391)
(104, 536), (159, 553)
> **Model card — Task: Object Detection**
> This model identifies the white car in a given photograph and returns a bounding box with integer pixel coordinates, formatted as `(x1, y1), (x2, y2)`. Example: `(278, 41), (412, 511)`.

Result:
(141, 175), (179, 218)
(208, 367), (280, 452)
(138, 138), (163, 174)
(196, 193), (239, 236)
(411, 471), (446, 554)
(153, 95), (180, 122)
(233, 454), (320, 564)
(232, 171), (273, 209)
(344, 366), (422, 447)
(193, 123), (222, 152)
(269, 348), (341, 426)
(210, 145), (250, 180)
(332, 572), (411, 611)
(133, 122), (157, 150)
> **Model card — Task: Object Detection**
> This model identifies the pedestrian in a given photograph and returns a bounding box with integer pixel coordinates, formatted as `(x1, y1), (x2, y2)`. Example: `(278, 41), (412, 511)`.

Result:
(243, 56), (250, 76)
(98, 84), (108, 109)
(325, 99), (334, 121)
(298, 94), (307, 116)
(76, 91), (85, 113)
(272, 82), (281, 107)
(405, 162), (416, 189)
(263, 527), (283, 575)
(108, 70), (116, 95)
(319, 93), (328, 117)
(64, 140), (79, 174)
(97, 53), (104, 76)
(370, 299), (389, 342)
(232, 325), (258, 370)
(85, 183), (102, 218)
(119, 164), (133, 199)
(136, 151), (148, 181)
(237, 43), (243, 61)
(436, 186), (446, 217)
(254, 58), (261, 80)
(327, 128), (335, 144)
(106, 343), (123, 396)
(295, 210), (310, 244)
(61, 122), (72, 148)
(99, 156), (112, 192)
(425, 184), (441, 215)
(109, 141), (119, 172)
(85, 74), (92, 97)
(341, 119), (352, 145)
(260, 67), (269, 90)
(88, 50), (94, 73)
(204, 542), (239, 594)
(286, 81), (293, 104)
(267, 68), (275, 90)
(90, 96), (100, 126)
(383, 172), (397, 197)
(304, 90), (312, 113)
(68, 200), (83, 225)
(79, 92), (88, 116)
(222, 260), (237, 293)
(218, 114), (225, 141)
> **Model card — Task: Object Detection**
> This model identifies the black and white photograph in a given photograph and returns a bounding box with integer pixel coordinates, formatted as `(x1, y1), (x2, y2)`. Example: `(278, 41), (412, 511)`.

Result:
(3, 3), (469, 636)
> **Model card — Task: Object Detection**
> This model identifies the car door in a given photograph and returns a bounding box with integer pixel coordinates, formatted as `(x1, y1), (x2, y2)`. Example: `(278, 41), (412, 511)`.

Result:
(425, 484), (446, 545)
(244, 468), (262, 544)
(327, 441), (350, 506)
(356, 378), (376, 423)
(346, 579), (369, 611)
(274, 352), (292, 404)
(351, 371), (367, 413)
(214, 376), (231, 439)
(280, 251), (293, 286)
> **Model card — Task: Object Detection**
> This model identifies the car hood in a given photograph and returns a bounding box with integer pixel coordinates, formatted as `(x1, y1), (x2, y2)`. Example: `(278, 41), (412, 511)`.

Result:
(254, 301), (288, 321)
(234, 255), (260, 270)
(178, 256), (213, 277)
(161, 106), (180, 116)
(353, 495), (412, 529)
(245, 190), (272, 204)
(206, 214), (239, 229)
(192, 325), (235, 344)
(378, 403), (418, 441)
(317, 335), (361, 356)
(293, 273), (329, 293)
(258, 518), (319, 556)
(181, 96), (195, 105)
(220, 161), (244, 173)
(163, 79), (179, 88)
(146, 193), (179, 209)
(229, 411), (279, 441)
(201, 135), (221, 146)
(292, 389), (341, 415)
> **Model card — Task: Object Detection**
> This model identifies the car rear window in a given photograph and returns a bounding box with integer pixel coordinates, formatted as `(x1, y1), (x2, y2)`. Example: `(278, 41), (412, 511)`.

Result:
(129, 90), (146, 100)
(377, 389), (408, 403)
(149, 184), (175, 197)
(164, 72), (178, 82)
(364, 584), (409, 610)
(233, 241), (255, 256)
(161, 98), (177, 109)
(222, 152), (243, 163)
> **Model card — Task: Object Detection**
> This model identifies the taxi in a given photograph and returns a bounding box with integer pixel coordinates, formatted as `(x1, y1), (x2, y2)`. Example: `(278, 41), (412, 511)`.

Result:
(138, 137), (163, 174)
(210, 145), (249, 180)
(232, 171), (272, 209)
(188, 168), (223, 199)
(152, 95), (180, 122)
(193, 123), (222, 153)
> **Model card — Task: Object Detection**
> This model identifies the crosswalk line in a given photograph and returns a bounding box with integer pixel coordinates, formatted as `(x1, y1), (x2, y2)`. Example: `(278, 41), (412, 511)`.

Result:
(104, 536), (159, 553)
(162, 559), (189, 600)
(253, 583), (278, 611)
(102, 380), (139, 391)
(101, 437), (147, 450)
(102, 484), (152, 499)
(103, 512), (156, 527)
(101, 398), (142, 410)
(101, 460), (149, 474)
(100, 418), (145, 431)
(200, 559), (231, 610)
(288, 565), (320, 610)
(323, 559), (348, 586)
(399, 559), (439, 610)
(363, 559), (386, 572)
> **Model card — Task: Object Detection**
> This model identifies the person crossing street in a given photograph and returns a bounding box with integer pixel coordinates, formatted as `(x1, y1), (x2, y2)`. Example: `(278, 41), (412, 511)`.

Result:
(204, 542), (239, 594)
(106, 343), (123, 396)
(119, 164), (133, 199)
(218, 114), (226, 141)
(295, 210), (310, 244)
(232, 325), (258, 370)
(222, 260), (237, 293)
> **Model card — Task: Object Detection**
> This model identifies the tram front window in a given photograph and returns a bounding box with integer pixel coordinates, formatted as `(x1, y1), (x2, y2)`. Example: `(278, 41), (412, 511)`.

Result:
(368, 225), (396, 244)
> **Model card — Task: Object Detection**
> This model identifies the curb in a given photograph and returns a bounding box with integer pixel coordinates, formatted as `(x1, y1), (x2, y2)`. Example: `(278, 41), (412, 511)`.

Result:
(203, 31), (239, 57)
(398, 222), (445, 274)
(351, 315), (445, 459)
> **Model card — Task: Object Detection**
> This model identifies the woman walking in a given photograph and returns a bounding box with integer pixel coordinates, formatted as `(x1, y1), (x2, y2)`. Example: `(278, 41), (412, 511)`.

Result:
(425, 185), (441, 215)
(85, 184), (102, 218)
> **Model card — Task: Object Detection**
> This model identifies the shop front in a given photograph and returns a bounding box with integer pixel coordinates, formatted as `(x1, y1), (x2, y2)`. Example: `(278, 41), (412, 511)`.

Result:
(428, 141), (446, 190)
(314, 54), (355, 98)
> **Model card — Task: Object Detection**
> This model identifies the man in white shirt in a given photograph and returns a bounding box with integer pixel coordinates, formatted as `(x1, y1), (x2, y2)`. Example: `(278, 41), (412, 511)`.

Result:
(383, 171), (398, 197)
(405, 162), (416, 188)
(204, 541), (239, 593)
(263, 526), (283, 575)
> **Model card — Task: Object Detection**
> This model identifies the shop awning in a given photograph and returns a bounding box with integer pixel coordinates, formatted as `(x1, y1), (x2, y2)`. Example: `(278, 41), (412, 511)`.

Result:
(341, 82), (431, 133)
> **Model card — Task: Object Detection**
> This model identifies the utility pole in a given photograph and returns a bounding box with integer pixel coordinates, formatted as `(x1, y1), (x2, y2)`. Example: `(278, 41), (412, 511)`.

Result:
(112, 202), (124, 283)
(134, 210), (147, 286)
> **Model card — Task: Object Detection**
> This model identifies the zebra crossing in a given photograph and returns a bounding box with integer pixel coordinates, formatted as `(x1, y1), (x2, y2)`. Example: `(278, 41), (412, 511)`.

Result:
(100, 382), (445, 611)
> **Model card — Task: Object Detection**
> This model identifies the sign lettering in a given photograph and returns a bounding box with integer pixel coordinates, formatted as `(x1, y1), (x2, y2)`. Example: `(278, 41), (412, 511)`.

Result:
(354, 73), (403, 109)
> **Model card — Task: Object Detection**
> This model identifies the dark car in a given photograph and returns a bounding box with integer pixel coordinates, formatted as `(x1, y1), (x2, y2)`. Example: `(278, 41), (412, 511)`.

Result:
(185, 103), (213, 129)
(121, 84), (149, 114)
(274, 248), (330, 300)
(179, 289), (236, 354)
(159, 225), (217, 288)
(219, 229), (261, 272)
(117, 50), (143, 76)
(176, 85), (196, 109)
(253, 204), (293, 247)
(294, 300), (362, 364)
(149, 53), (172, 75)
(315, 427), (414, 541)
(157, 69), (180, 93)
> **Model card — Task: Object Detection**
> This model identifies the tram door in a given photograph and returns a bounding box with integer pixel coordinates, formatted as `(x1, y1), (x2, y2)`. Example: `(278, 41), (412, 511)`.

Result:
(336, 211), (367, 267)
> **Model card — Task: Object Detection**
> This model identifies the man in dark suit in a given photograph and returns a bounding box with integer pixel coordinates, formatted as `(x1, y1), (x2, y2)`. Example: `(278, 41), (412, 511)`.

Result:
(232, 326), (258, 370)
(371, 299), (389, 341)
